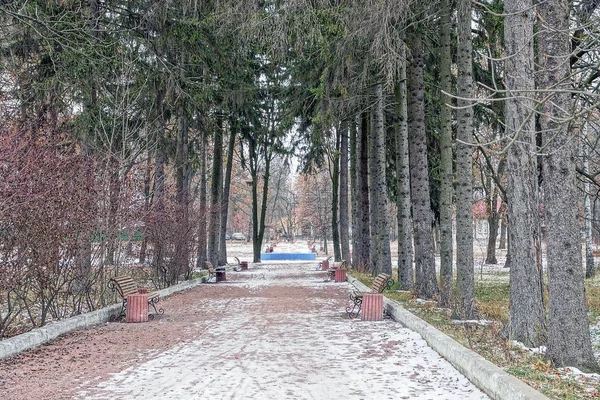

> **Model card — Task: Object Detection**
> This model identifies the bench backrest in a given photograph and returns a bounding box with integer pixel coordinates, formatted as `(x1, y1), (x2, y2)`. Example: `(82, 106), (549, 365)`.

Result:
(109, 276), (139, 299)
(371, 274), (392, 293)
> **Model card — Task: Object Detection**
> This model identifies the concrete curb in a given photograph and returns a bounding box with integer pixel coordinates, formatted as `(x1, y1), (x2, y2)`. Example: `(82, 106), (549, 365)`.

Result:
(0, 275), (209, 361)
(347, 275), (549, 400)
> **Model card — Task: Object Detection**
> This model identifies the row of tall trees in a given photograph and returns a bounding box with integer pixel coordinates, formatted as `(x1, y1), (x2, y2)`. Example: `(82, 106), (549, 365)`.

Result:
(2, 0), (600, 372)
(0, 0), (293, 336)
(274, 0), (600, 372)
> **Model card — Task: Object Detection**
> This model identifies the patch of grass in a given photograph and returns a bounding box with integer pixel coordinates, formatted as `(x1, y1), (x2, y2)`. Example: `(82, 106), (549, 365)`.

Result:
(475, 282), (509, 322)
(585, 283), (600, 322)
(507, 364), (593, 400)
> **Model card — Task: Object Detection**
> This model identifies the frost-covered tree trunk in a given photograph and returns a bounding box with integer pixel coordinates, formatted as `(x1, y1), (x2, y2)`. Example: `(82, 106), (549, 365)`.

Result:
(407, 33), (438, 298)
(395, 43), (413, 290)
(438, 0), (453, 307)
(504, 0), (546, 346)
(371, 83), (392, 275)
(339, 121), (351, 263)
(538, 0), (599, 372)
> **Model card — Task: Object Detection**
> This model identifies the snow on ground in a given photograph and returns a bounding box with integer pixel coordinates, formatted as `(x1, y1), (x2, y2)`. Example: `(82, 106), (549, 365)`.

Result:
(76, 260), (488, 400)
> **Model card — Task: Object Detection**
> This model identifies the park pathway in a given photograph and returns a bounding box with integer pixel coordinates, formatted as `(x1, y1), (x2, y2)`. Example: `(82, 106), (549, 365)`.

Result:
(75, 261), (488, 400)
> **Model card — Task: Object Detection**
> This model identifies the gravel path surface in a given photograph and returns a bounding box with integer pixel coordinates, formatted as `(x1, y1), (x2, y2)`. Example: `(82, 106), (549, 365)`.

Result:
(0, 260), (489, 400)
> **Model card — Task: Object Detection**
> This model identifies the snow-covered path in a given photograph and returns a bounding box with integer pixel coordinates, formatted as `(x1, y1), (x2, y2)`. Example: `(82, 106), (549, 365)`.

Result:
(77, 262), (488, 400)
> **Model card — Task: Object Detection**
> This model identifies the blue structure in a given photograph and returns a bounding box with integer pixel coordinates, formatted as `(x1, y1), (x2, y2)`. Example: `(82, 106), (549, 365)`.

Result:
(260, 253), (316, 261)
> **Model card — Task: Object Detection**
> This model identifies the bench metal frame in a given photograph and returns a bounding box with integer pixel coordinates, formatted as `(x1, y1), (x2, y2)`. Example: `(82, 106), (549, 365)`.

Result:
(346, 274), (394, 319)
(108, 276), (164, 320)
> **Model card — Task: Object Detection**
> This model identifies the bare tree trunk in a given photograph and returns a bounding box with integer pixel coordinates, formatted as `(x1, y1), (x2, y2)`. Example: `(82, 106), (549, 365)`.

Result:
(247, 134), (272, 263)
(331, 128), (341, 262)
(583, 126), (595, 278)
(454, 0), (477, 319)
(499, 213), (507, 250)
(349, 118), (359, 266)
(105, 159), (120, 266)
(355, 111), (371, 270)
(485, 158), (506, 264)
(195, 124), (208, 269)
(538, 0), (598, 371)
(438, 0), (453, 307)
(339, 121), (350, 262)
(174, 105), (190, 279)
(395, 45), (413, 290)
(139, 154), (152, 264)
(407, 33), (438, 298)
(74, 0), (100, 300)
(372, 83), (392, 275)
(208, 116), (223, 267)
(219, 122), (236, 266)
(257, 145), (271, 260)
(368, 109), (379, 274)
(485, 204), (499, 264)
(504, 0), (546, 346)
(152, 87), (166, 284)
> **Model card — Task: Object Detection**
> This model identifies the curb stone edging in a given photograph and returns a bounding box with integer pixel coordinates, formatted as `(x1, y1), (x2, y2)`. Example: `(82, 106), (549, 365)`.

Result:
(0, 275), (210, 361)
(347, 275), (549, 400)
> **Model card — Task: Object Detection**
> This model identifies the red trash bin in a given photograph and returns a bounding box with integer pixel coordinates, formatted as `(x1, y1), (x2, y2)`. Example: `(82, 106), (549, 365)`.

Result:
(126, 294), (149, 323)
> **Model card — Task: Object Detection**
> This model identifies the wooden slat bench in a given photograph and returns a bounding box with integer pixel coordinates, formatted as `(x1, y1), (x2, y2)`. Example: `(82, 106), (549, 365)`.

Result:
(326, 259), (348, 281)
(108, 276), (163, 320)
(346, 273), (394, 318)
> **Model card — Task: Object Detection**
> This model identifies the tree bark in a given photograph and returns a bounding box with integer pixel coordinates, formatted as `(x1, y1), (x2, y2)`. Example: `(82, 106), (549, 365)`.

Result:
(349, 119), (359, 266)
(339, 121), (351, 262)
(438, 0), (453, 307)
(174, 105), (190, 280)
(454, 0), (477, 319)
(208, 116), (223, 267)
(139, 154), (152, 264)
(372, 82), (392, 275)
(499, 214), (507, 250)
(195, 123), (208, 269)
(504, 0), (546, 346)
(152, 87), (166, 284)
(407, 33), (438, 298)
(485, 158), (506, 264)
(395, 45), (413, 290)
(331, 128), (341, 262)
(218, 122), (236, 266)
(368, 110), (379, 274)
(538, 0), (599, 371)
(583, 127), (595, 278)
(355, 111), (371, 270)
